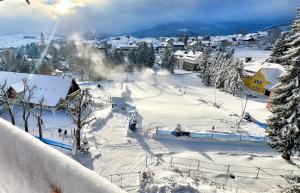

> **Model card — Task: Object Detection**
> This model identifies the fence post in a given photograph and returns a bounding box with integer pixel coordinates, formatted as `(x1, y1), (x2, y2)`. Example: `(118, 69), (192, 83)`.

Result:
(197, 160), (200, 170)
(212, 133), (214, 139)
(145, 156), (148, 166)
(110, 175), (112, 183)
(170, 156), (173, 167)
(256, 167), (260, 179)
(226, 165), (231, 175)
(120, 173), (123, 189)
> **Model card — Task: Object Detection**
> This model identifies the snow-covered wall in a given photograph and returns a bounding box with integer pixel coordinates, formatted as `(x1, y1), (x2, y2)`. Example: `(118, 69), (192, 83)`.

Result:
(0, 118), (125, 193)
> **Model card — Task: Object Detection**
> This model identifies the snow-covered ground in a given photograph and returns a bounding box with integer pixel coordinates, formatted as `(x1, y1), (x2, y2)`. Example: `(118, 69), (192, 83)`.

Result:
(83, 69), (270, 137)
(0, 33), (62, 48)
(1, 69), (298, 192)
(234, 46), (272, 62)
(77, 70), (294, 192)
(0, 118), (125, 193)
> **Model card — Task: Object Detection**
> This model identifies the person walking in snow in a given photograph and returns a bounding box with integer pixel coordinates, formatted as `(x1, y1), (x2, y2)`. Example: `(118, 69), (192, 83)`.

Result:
(64, 130), (68, 138)
(58, 128), (62, 136)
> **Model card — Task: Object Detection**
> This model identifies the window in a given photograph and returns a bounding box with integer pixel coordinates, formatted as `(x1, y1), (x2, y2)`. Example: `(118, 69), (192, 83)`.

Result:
(254, 80), (262, 84)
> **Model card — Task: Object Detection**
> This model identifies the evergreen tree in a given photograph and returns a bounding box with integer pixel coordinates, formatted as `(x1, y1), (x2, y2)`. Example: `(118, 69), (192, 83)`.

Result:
(198, 48), (210, 74)
(16, 50), (24, 72)
(269, 32), (289, 64)
(112, 50), (124, 65)
(281, 8), (300, 64)
(268, 8), (300, 160)
(224, 59), (244, 95)
(128, 49), (138, 64)
(137, 42), (149, 67)
(268, 59), (300, 160)
(161, 47), (176, 73)
(28, 43), (39, 59)
(146, 43), (155, 68)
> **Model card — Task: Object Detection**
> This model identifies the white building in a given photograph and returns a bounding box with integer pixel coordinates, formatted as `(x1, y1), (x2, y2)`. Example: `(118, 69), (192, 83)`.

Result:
(174, 51), (203, 71)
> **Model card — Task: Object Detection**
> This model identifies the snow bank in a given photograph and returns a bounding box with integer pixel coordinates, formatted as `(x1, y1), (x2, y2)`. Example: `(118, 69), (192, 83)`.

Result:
(0, 118), (125, 193)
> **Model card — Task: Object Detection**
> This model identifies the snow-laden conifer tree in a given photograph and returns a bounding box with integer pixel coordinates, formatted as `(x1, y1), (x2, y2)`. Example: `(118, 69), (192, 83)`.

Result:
(224, 59), (244, 95)
(268, 59), (300, 160)
(146, 43), (155, 68)
(268, 8), (300, 160)
(198, 48), (209, 74)
(281, 8), (300, 64)
(269, 32), (289, 64)
(161, 47), (176, 73)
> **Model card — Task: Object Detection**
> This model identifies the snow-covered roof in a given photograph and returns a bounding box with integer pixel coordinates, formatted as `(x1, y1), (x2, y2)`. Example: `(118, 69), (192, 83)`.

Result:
(174, 51), (203, 63)
(261, 63), (285, 89)
(244, 61), (263, 73)
(0, 71), (77, 107)
(188, 41), (198, 46)
(173, 41), (185, 46)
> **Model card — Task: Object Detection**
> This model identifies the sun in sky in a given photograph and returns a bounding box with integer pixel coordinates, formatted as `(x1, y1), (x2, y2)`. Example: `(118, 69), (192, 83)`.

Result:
(55, 0), (77, 14)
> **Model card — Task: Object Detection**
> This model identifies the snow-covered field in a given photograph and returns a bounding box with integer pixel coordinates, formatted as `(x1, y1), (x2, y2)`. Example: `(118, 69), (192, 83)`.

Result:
(1, 69), (298, 192)
(84, 69), (270, 137)
(0, 33), (62, 48)
(234, 46), (272, 62)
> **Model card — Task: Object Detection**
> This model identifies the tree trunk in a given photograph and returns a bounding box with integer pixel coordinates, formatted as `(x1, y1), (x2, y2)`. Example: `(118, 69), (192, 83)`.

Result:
(10, 113), (15, 125)
(7, 106), (15, 125)
(282, 151), (291, 160)
(75, 129), (81, 149)
(24, 120), (29, 132)
(38, 117), (42, 139)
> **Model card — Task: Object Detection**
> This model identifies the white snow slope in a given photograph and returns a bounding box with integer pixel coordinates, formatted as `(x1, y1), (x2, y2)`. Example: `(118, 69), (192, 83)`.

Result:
(0, 118), (125, 193)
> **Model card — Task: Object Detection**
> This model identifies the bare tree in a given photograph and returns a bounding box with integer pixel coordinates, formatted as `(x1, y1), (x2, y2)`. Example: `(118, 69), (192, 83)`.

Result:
(0, 80), (16, 125)
(34, 98), (45, 139)
(18, 79), (37, 132)
(67, 89), (95, 149)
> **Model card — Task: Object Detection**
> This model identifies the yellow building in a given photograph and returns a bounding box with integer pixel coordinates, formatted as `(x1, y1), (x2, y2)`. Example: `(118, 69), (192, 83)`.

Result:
(243, 62), (284, 96)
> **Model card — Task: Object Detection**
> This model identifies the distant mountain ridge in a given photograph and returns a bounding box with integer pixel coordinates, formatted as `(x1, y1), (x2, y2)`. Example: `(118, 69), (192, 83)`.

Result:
(125, 22), (291, 38)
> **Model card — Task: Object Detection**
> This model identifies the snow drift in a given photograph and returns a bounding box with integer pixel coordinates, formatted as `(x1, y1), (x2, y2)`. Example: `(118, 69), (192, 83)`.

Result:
(0, 118), (125, 193)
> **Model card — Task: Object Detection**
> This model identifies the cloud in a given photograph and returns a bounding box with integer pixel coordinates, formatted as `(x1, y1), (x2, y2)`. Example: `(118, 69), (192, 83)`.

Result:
(0, 0), (299, 35)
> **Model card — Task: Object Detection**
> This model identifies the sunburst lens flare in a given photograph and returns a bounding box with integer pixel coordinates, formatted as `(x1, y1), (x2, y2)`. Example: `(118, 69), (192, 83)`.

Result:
(55, 0), (75, 14)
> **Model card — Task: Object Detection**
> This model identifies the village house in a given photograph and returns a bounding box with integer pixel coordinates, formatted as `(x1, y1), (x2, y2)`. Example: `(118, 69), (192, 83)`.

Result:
(187, 40), (202, 51)
(174, 51), (203, 71)
(0, 71), (80, 111)
(158, 38), (185, 53)
(243, 62), (284, 96)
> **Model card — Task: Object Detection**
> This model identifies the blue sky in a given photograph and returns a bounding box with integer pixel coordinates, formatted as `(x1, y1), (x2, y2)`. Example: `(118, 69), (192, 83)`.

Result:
(0, 0), (299, 35)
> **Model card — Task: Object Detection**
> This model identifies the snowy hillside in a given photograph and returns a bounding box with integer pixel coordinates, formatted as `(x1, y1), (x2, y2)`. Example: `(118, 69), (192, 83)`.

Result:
(0, 118), (125, 193)
(0, 34), (62, 48)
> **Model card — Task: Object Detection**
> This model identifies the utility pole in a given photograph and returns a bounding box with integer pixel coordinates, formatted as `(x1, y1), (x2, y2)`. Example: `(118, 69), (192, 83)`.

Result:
(214, 81), (218, 108)
(238, 95), (249, 128)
